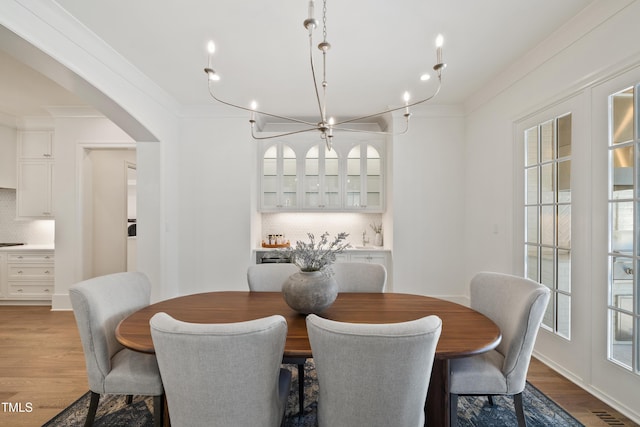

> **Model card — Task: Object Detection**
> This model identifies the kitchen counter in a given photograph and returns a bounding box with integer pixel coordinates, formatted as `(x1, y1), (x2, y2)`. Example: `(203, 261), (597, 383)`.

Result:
(0, 244), (55, 251)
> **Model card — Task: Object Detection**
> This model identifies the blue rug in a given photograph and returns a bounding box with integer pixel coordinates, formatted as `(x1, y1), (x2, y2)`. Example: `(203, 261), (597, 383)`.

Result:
(44, 360), (583, 426)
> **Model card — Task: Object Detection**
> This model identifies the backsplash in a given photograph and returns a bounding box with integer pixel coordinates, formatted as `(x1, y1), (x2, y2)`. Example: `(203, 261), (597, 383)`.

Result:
(261, 212), (384, 248)
(0, 189), (55, 244)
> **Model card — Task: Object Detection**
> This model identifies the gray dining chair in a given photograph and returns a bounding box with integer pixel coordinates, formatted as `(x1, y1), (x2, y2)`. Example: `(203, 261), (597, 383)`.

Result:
(150, 312), (291, 427)
(330, 262), (387, 292)
(247, 263), (307, 415)
(69, 272), (164, 427)
(306, 313), (442, 427)
(448, 271), (551, 427)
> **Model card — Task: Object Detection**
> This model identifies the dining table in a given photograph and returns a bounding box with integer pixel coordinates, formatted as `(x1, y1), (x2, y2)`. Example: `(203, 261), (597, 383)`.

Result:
(116, 291), (501, 427)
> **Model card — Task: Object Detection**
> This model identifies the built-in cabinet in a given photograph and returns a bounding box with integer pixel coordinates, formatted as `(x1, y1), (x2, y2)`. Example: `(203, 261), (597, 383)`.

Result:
(0, 250), (54, 302)
(259, 135), (385, 212)
(0, 125), (17, 189)
(17, 130), (54, 218)
(335, 250), (388, 266)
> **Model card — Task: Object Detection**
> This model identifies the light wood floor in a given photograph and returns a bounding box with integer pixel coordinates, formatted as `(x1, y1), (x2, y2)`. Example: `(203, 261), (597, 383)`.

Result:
(0, 306), (637, 427)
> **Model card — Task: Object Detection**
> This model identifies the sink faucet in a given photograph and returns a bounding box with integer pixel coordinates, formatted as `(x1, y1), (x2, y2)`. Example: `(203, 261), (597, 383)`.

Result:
(362, 230), (369, 247)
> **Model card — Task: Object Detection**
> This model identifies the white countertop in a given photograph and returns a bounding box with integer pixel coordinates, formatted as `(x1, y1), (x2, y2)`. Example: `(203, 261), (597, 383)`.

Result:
(0, 244), (55, 251)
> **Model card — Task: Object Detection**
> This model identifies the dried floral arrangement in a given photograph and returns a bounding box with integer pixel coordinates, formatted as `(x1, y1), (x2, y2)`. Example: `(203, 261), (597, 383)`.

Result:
(370, 223), (382, 234)
(281, 232), (350, 272)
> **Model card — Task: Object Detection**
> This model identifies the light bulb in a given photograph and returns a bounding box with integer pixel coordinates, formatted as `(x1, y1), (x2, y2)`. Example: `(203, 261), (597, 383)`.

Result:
(420, 74), (431, 81)
(207, 41), (216, 54)
(435, 34), (444, 48)
(403, 92), (410, 104)
(250, 100), (258, 110)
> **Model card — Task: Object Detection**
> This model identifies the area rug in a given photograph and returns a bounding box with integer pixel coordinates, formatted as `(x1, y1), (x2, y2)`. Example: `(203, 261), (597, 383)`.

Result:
(44, 360), (583, 426)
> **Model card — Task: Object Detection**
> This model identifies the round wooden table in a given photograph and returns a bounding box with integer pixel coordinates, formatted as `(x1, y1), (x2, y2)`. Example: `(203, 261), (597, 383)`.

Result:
(116, 291), (501, 427)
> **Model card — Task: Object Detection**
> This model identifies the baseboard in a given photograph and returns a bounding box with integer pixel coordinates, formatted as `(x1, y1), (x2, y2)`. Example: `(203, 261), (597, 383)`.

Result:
(532, 351), (640, 424)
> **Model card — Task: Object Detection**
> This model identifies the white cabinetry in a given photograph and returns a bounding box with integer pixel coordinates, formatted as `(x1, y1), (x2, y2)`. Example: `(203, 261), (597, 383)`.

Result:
(0, 126), (17, 189)
(2, 251), (54, 301)
(17, 131), (54, 218)
(261, 142), (299, 209)
(0, 253), (6, 298)
(259, 134), (385, 212)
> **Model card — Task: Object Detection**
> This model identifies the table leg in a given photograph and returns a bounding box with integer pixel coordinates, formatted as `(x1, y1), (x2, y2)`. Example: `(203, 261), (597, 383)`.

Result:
(425, 358), (450, 427)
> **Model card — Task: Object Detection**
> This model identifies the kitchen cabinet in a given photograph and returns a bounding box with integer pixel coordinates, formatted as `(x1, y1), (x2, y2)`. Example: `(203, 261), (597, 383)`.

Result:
(304, 143), (341, 209)
(258, 135), (385, 212)
(0, 253), (6, 298)
(18, 130), (53, 159)
(335, 250), (389, 266)
(0, 126), (17, 189)
(1, 250), (54, 302)
(16, 131), (54, 218)
(345, 143), (383, 211)
(261, 142), (299, 210)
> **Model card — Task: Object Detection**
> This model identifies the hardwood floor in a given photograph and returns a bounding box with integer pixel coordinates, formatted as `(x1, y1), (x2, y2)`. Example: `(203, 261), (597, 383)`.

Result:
(0, 306), (637, 426)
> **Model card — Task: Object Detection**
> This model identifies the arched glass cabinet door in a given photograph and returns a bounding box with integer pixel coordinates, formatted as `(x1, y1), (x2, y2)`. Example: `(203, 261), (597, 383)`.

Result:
(346, 144), (383, 211)
(261, 143), (298, 210)
(304, 144), (341, 209)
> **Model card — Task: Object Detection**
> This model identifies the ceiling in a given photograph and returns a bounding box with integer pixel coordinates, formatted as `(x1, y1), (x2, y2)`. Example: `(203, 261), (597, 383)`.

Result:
(1, 0), (596, 123)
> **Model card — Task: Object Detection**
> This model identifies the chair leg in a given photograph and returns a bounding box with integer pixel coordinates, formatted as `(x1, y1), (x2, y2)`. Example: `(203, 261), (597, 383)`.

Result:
(84, 391), (100, 427)
(449, 393), (458, 427)
(125, 395), (133, 405)
(514, 392), (527, 427)
(297, 363), (305, 415)
(153, 394), (164, 427)
(487, 395), (495, 406)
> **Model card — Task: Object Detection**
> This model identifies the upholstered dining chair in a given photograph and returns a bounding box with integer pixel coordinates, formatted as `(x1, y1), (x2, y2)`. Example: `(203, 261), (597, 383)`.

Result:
(306, 313), (442, 427)
(69, 272), (164, 427)
(247, 263), (307, 415)
(330, 262), (387, 292)
(448, 271), (551, 427)
(150, 312), (292, 427)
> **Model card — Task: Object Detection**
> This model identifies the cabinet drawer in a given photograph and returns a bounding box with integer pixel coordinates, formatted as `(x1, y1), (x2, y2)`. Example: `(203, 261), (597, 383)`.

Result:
(8, 265), (54, 279)
(8, 282), (53, 298)
(8, 253), (54, 263)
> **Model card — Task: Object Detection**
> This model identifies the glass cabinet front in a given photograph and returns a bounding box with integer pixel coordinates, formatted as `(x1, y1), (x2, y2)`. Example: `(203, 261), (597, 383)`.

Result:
(304, 145), (341, 209)
(261, 143), (298, 209)
(346, 144), (383, 210)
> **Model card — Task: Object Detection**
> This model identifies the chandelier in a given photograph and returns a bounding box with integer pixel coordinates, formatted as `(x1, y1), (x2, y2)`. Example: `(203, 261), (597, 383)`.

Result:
(203, 0), (446, 150)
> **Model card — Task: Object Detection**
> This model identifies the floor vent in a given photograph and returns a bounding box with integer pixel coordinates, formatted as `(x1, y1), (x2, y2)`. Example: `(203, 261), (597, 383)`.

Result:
(592, 410), (626, 425)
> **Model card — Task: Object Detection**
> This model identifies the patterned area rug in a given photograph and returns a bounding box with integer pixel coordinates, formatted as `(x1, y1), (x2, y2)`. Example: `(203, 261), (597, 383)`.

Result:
(44, 360), (583, 426)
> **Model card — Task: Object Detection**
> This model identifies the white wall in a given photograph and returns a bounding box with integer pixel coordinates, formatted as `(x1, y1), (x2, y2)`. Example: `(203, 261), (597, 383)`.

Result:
(391, 107), (466, 299)
(462, 0), (640, 421)
(176, 114), (255, 294)
(51, 115), (136, 307)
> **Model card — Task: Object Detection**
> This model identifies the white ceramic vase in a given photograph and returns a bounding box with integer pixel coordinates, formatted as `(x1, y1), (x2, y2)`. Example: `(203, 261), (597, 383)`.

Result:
(374, 232), (383, 247)
(282, 270), (338, 314)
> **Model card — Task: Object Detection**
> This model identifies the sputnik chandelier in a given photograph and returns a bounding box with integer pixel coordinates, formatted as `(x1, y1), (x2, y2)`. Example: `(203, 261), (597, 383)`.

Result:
(204, 0), (446, 150)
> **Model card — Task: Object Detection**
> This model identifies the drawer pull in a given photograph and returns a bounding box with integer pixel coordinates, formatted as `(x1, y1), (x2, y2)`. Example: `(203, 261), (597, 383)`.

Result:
(45, 270), (51, 274)
(17, 270), (23, 274)
(17, 289), (23, 293)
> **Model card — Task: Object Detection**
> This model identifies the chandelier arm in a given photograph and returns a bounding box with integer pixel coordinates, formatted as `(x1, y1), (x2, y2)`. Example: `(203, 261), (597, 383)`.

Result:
(332, 116), (410, 136)
(334, 77), (442, 127)
(207, 85), (318, 126)
(250, 126), (322, 140)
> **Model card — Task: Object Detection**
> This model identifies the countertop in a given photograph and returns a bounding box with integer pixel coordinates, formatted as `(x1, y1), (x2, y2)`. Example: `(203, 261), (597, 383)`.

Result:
(0, 244), (55, 251)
